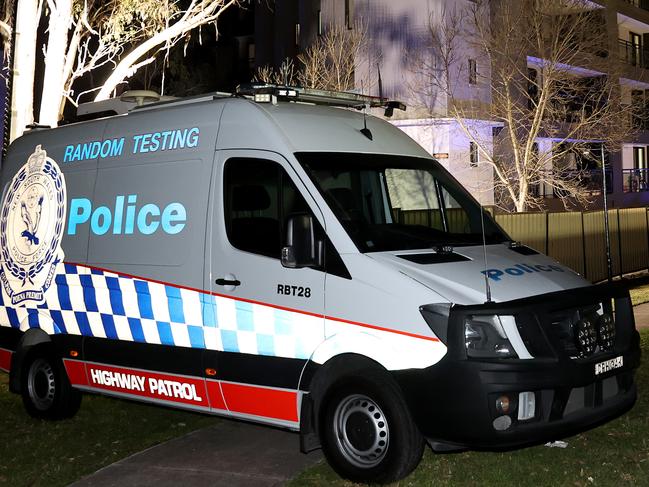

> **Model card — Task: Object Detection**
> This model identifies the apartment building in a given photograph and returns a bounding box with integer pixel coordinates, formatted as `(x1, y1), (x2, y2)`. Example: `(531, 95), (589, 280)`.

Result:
(255, 0), (649, 211)
(617, 0), (649, 206)
(321, 0), (497, 207)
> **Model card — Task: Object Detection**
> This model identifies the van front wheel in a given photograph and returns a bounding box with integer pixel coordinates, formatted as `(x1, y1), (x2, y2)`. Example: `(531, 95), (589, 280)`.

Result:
(320, 372), (424, 483)
(21, 347), (81, 420)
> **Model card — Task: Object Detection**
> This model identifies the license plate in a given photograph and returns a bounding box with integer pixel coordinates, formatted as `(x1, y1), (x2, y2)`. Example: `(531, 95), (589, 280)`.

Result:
(594, 356), (623, 376)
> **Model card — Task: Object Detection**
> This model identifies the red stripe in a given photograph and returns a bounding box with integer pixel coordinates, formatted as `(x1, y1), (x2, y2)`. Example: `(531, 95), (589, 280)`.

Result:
(221, 382), (298, 422)
(206, 380), (227, 410)
(324, 315), (438, 341)
(80, 363), (209, 408)
(65, 261), (439, 343)
(0, 348), (12, 372)
(63, 359), (88, 385)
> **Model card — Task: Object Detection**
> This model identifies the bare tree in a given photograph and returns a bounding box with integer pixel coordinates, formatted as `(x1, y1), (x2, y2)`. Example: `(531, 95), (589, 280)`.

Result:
(0, 0), (11, 44)
(9, 0), (39, 141)
(0, 21), (9, 43)
(409, 0), (642, 212)
(8, 0), (241, 141)
(254, 23), (366, 92)
(93, 0), (240, 101)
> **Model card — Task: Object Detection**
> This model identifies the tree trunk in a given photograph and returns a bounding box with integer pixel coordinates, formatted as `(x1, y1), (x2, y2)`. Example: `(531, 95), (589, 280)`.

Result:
(94, 0), (238, 101)
(10, 0), (38, 141)
(0, 20), (10, 41)
(38, 0), (72, 128)
(93, 24), (184, 101)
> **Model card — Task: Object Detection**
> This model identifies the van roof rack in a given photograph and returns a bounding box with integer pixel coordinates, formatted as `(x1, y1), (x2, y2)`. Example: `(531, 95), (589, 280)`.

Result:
(236, 83), (406, 117)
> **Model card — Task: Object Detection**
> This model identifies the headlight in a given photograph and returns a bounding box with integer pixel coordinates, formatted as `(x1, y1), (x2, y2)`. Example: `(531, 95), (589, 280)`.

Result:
(465, 315), (518, 359)
(597, 312), (615, 351)
(574, 315), (597, 357)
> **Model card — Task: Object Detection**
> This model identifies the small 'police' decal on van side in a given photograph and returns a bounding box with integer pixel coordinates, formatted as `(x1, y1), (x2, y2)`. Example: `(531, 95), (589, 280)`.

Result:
(277, 284), (311, 298)
(0, 145), (66, 305)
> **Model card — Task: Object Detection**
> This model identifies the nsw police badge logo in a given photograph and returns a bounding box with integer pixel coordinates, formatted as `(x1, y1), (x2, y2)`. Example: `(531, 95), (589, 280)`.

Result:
(0, 145), (66, 305)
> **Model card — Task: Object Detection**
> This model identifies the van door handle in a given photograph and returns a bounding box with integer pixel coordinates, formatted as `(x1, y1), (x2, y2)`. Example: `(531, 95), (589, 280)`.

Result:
(215, 278), (241, 287)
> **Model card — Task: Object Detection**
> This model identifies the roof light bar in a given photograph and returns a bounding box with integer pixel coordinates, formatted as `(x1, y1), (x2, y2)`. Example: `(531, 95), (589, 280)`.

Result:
(236, 83), (406, 116)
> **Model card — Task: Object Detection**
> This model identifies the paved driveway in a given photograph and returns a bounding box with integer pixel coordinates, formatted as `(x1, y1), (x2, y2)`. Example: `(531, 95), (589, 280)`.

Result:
(70, 421), (322, 487)
(635, 302), (649, 328)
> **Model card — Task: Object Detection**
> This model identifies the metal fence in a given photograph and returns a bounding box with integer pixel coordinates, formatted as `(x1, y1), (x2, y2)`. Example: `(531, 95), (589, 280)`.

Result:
(397, 207), (649, 283)
(496, 208), (649, 283)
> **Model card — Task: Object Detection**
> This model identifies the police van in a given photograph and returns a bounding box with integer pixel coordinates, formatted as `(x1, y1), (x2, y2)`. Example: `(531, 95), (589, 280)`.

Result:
(0, 85), (640, 484)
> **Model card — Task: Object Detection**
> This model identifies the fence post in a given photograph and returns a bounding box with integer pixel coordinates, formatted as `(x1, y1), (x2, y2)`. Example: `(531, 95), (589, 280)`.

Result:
(581, 211), (587, 279)
(646, 208), (649, 270)
(545, 211), (549, 255)
(617, 209), (623, 277)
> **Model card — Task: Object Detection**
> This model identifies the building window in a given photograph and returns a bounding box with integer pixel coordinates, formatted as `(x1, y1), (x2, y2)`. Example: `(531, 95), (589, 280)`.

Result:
(530, 143), (542, 197)
(345, 0), (353, 29)
(468, 59), (477, 85)
(492, 126), (502, 137)
(634, 146), (646, 169)
(527, 68), (538, 109)
(629, 146), (648, 192)
(470, 142), (479, 167)
(295, 23), (300, 47)
(630, 32), (642, 66)
(632, 90), (647, 129)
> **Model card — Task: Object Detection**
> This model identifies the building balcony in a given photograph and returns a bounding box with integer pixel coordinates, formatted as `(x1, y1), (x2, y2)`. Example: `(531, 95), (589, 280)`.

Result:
(623, 167), (649, 191)
(619, 38), (649, 68)
(531, 169), (613, 198)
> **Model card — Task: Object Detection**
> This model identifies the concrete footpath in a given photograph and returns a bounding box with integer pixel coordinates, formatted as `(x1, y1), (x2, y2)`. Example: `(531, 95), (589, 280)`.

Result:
(635, 302), (649, 328)
(70, 421), (322, 487)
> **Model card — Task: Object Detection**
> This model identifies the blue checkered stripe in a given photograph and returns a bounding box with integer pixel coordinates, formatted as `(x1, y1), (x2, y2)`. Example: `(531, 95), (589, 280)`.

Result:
(0, 263), (324, 359)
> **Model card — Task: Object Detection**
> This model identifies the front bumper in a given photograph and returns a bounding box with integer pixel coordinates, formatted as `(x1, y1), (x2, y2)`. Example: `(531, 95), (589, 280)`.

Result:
(395, 282), (641, 449)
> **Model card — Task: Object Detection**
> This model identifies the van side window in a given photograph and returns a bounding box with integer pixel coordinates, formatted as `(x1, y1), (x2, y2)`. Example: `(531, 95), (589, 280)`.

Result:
(224, 158), (311, 259)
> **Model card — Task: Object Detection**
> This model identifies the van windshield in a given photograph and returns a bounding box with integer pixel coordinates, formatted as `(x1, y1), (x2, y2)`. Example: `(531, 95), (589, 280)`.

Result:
(296, 153), (509, 253)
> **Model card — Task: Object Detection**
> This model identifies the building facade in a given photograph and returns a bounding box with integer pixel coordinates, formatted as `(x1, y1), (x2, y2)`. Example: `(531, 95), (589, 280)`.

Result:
(255, 0), (649, 211)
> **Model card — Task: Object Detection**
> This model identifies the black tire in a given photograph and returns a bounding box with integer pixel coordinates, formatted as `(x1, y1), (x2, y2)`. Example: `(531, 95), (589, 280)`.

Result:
(21, 346), (81, 420)
(320, 369), (425, 484)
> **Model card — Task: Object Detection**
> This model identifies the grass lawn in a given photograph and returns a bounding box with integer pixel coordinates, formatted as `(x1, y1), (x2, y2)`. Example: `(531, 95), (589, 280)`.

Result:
(631, 284), (649, 306)
(291, 329), (649, 487)
(0, 374), (216, 486)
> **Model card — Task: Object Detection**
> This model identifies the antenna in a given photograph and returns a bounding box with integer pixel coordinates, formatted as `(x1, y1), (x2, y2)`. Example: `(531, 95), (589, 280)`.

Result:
(377, 63), (383, 99)
(600, 144), (613, 282)
(360, 104), (373, 140)
(479, 203), (493, 303)
(359, 80), (373, 140)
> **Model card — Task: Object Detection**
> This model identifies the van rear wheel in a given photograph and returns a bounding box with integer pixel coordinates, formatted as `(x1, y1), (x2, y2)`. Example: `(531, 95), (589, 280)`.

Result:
(21, 346), (81, 420)
(320, 371), (424, 484)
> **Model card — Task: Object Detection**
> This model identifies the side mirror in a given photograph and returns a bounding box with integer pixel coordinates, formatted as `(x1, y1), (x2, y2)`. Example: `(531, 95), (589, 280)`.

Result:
(282, 214), (323, 268)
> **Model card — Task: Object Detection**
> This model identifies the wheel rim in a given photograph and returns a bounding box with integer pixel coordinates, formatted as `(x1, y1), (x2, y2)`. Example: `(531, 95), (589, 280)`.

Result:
(332, 393), (389, 469)
(27, 358), (56, 411)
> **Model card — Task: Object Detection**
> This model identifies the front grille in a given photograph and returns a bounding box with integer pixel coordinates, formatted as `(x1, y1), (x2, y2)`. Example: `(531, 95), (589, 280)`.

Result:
(560, 371), (631, 418)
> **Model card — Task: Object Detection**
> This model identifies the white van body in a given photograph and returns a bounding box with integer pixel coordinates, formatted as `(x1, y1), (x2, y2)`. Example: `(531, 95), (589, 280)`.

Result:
(0, 89), (640, 483)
